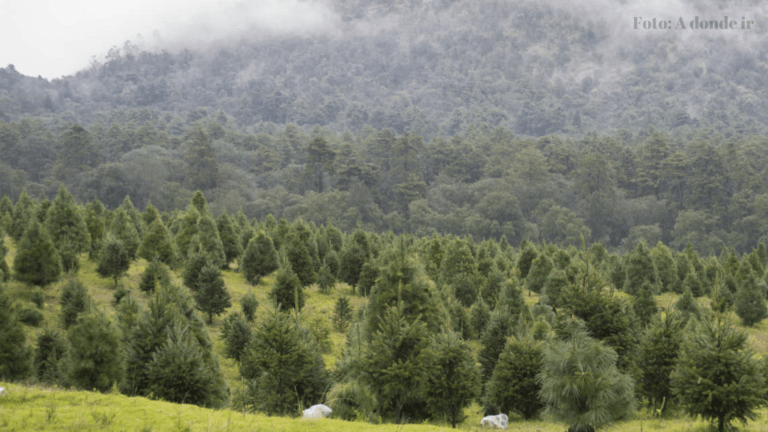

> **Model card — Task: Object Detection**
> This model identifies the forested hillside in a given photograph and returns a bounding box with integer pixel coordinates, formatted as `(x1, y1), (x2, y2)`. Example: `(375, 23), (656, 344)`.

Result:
(2, 0), (766, 136)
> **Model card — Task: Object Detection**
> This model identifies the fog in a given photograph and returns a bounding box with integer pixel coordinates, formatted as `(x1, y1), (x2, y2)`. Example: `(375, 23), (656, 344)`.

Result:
(0, 0), (340, 79)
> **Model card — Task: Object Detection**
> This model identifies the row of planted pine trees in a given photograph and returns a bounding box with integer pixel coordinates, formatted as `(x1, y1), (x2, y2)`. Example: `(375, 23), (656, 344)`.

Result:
(1, 187), (767, 431)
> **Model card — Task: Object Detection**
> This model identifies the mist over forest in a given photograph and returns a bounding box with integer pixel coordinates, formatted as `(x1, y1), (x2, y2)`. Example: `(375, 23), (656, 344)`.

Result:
(1, 0), (767, 253)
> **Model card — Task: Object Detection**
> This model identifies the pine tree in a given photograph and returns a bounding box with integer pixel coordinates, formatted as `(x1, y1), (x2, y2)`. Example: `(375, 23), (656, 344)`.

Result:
(0, 285), (32, 380)
(364, 241), (447, 335)
(84, 199), (106, 260)
(671, 311), (765, 432)
(0, 231), (9, 281)
(60, 277), (92, 329)
(174, 207), (200, 261)
(190, 214), (226, 269)
(190, 190), (210, 217)
(147, 322), (228, 407)
(182, 252), (211, 292)
(357, 260), (379, 296)
(560, 268), (639, 374)
(734, 265), (768, 327)
(13, 219), (61, 286)
(96, 235), (131, 287)
(270, 265), (304, 311)
(65, 310), (124, 392)
(10, 190), (34, 242)
(542, 268), (570, 308)
(651, 241), (678, 293)
(421, 331), (480, 427)
(439, 239), (477, 287)
(673, 287), (701, 325)
(221, 312), (252, 361)
(119, 196), (145, 238)
(240, 291), (259, 322)
(638, 311), (684, 414)
(142, 203), (159, 226)
(516, 241), (538, 280)
(34, 327), (67, 384)
(624, 241), (659, 296)
(194, 264), (231, 324)
(478, 307), (516, 382)
(317, 264), (335, 293)
(109, 208), (140, 259)
(483, 336), (544, 420)
(469, 296), (491, 339)
(138, 258), (171, 293)
(44, 184), (91, 253)
(216, 211), (242, 268)
(363, 305), (429, 423)
(137, 218), (177, 266)
(0, 195), (13, 220)
(333, 295), (353, 332)
(526, 253), (553, 295)
(633, 281), (659, 327)
(123, 282), (227, 405)
(538, 324), (636, 432)
(240, 307), (328, 415)
(338, 242), (365, 289)
(284, 231), (315, 286)
(240, 231), (278, 284)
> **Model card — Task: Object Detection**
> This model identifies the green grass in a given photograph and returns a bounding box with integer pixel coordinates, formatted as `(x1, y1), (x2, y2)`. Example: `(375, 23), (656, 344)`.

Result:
(0, 383), (766, 432)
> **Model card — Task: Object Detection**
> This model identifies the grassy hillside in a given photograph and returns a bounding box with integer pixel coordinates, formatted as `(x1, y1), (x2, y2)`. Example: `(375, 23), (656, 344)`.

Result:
(1, 383), (766, 432)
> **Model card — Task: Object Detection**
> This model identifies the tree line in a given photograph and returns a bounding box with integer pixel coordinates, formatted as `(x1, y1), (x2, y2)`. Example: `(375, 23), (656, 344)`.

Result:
(1, 188), (767, 431)
(2, 116), (768, 255)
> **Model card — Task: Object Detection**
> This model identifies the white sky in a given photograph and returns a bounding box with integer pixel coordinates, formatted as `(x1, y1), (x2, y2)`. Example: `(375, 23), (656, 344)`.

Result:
(0, 0), (339, 79)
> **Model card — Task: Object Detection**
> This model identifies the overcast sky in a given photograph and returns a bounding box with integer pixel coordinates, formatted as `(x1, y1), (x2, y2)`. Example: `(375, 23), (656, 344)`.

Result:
(0, 0), (339, 80)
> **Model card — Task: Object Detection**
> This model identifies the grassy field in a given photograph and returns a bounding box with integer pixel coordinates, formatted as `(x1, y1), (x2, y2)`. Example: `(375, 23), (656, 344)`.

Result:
(1, 383), (766, 432)
(2, 235), (768, 431)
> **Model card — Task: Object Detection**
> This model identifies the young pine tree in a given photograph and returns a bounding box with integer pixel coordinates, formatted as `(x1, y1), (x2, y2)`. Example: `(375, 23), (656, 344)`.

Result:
(34, 327), (67, 384)
(637, 311), (684, 414)
(240, 307), (328, 415)
(147, 322), (228, 408)
(96, 235), (131, 287)
(537, 321), (636, 432)
(221, 312), (252, 362)
(194, 264), (232, 324)
(216, 211), (242, 268)
(526, 253), (553, 295)
(671, 311), (765, 432)
(270, 265), (304, 311)
(623, 241), (659, 296)
(240, 231), (278, 284)
(137, 218), (177, 266)
(0, 285), (32, 380)
(138, 258), (172, 293)
(65, 310), (125, 392)
(60, 277), (92, 329)
(333, 295), (354, 332)
(240, 291), (259, 322)
(483, 336), (544, 420)
(633, 281), (659, 328)
(421, 331), (481, 428)
(44, 185), (91, 254)
(182, 252), (211, 292)
(734, 266), (768, 327)
(109, 208), (141, 259)
(13, 219), (61, 286)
